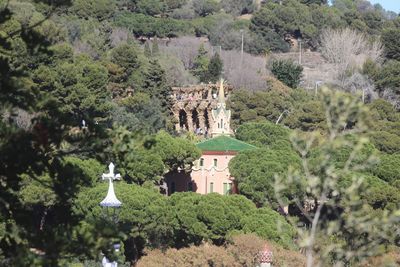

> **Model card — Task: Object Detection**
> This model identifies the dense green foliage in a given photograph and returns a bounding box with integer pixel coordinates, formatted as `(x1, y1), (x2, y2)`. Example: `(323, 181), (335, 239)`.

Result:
(228, 90), (400, 214)
(75, 185), (296, 261)
(271, 59), (303, 88)
(111, 129), (200, 185)
(381, 28), (400, 60)
(230, 148), (302, 207)
(235, 121), (292, 150)
(228, 88), (325, 131)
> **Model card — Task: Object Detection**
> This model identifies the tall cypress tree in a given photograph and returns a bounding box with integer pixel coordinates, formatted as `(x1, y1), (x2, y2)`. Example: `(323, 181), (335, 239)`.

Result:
(143, 59), (172, 113)
(192, 44), (210, 82)
(207, 52), (223, 83)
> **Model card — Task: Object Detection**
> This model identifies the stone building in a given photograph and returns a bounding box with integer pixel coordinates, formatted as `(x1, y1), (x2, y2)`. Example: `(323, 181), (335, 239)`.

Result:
(165, 80), (256, 195)
(171, 81), (233, 136)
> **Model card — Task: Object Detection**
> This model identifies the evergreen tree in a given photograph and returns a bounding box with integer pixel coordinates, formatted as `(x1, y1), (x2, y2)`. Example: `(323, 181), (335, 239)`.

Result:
(381, 28), (400, 60)
(271, 59), (303, 88)
(192, 44), (210, 82)
(142, 60), (173, 113)
(207, 52), (223, 83)
(110, 43), (140, 77)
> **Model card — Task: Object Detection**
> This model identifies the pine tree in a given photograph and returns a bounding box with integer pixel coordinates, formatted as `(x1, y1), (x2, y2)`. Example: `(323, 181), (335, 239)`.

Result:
(143, 59), (172, 112)
(271, 59), (303, 88)
(207, 52), (223, 83)
(192, 44), (210, 82)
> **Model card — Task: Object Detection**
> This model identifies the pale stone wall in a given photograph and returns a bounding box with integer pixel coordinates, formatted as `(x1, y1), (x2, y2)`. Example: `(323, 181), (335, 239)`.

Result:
(171, 83), (233, 134)
(211, 107), (233, 137)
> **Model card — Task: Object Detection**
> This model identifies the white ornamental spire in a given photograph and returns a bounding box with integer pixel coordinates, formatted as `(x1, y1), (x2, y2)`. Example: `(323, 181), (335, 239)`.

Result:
(218, 78), (226, 105)
(100, 163), (122, 207)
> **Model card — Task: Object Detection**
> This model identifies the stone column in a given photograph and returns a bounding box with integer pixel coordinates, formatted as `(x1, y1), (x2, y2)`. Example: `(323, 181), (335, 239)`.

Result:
(173, 111), (180, 132)
(207, 86), (212, 100)
(186, 109), (193, 132)
(207, 108), (214, 134)
(198, 109), (205, 131)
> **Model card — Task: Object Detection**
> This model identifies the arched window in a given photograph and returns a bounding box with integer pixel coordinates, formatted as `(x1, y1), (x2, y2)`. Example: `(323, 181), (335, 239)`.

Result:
(220, 119), (223, 128)
(213, 159), (218, 167)
(200, 158), (204, 167)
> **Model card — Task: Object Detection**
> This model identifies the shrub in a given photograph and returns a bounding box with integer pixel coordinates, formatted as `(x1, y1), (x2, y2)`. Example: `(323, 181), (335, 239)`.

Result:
(70, 0), (116, 20)
(137, 234), (305, 267)
(114, 12), (191, 38)
(271, 60), (303, 88)
(369, 131), (400, 154)
(372, 153), (400, 185)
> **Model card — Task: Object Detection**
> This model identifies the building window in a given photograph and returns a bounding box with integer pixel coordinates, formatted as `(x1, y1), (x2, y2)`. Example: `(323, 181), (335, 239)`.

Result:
(223, 183), (232, 195)
(213, 159), (218, 167)
(209, 182), (214, 193)
(188, 181), (193, 192)
(200, 158), (204, 167)
(170, 182), (176, 194)
(221, 119), (223, 128)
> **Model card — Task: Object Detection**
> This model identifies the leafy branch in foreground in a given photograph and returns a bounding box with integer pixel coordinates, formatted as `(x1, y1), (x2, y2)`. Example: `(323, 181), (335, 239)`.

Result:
(275, 88), (400, 267)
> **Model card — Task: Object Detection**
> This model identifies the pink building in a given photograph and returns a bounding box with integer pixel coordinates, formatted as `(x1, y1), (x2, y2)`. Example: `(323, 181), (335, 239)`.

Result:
(165, 79), (256, 195)
(165, 136), (256, 195)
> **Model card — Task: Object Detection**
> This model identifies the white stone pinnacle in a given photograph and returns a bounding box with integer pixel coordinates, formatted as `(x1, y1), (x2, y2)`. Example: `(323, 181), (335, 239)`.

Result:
(100, 163), (122, 207)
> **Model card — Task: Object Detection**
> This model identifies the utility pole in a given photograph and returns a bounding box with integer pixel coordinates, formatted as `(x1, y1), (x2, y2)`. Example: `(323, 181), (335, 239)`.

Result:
(315, 81), (322, 96)
(240, 29), (244, 85)
(362, 88), (365, 103)
(298, 38), (302, 65)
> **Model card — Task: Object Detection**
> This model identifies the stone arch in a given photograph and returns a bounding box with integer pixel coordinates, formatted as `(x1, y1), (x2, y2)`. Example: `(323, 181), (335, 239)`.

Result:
(179, 109), (188, 130)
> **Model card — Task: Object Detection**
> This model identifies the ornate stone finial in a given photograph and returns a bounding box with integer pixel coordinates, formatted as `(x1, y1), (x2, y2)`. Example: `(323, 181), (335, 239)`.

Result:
(102, 163), (121, 181)
(218, 78), (225, 105)
(259, 244), (273, 267)
(100, 163), (122, 207)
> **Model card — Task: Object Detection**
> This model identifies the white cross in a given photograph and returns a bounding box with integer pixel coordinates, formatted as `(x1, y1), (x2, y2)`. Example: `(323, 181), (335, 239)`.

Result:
(102, 163), (121, 181)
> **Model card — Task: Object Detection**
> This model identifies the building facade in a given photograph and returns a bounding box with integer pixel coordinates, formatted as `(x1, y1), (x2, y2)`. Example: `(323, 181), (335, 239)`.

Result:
(165, 135), (256, 195)
(165, 80), (256, 195)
